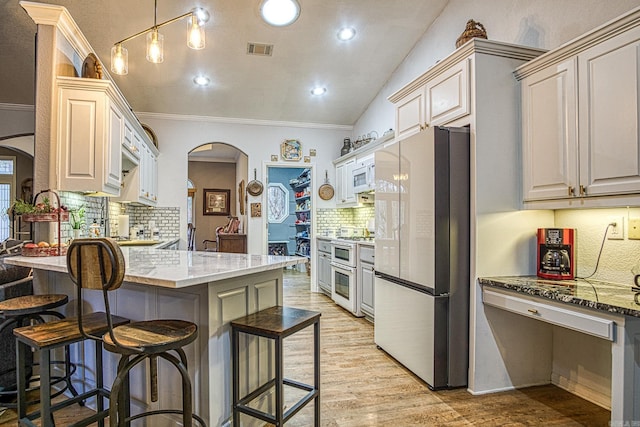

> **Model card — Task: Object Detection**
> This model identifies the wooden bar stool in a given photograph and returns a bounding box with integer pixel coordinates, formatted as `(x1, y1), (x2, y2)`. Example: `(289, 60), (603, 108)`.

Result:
(15, 311), (130, 426)
(66, 238), (206, 427)
(231, 306), (321, 427)
(0, 292), (81, 409)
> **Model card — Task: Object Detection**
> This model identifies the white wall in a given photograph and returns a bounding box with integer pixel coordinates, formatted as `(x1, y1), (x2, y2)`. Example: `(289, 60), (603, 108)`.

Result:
(137, 113), (349, 253)
(0, 104), (34, 138)
(352, 0), (640, 139)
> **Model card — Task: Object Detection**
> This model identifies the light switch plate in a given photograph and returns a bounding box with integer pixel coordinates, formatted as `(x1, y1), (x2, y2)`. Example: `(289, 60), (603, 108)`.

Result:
(629, 218), (640, 240)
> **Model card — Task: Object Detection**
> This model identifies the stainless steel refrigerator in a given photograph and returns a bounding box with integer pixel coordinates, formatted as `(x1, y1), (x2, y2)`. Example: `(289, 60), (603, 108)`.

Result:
(374, 126), (470, 389)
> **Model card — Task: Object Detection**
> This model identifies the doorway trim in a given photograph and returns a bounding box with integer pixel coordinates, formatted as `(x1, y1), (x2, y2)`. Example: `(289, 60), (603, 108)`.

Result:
(263, 161), (317, 289)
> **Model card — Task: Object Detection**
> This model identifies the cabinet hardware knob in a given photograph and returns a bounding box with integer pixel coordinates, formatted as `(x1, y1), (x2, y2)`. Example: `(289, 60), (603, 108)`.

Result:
(579, 185), (586, 196)
(527, 308), (538, 314)
(568, 186), (575, 196)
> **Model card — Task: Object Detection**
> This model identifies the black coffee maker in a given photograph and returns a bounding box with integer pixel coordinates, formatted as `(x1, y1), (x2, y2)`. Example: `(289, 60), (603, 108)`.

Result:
(537, 228), (575, 280)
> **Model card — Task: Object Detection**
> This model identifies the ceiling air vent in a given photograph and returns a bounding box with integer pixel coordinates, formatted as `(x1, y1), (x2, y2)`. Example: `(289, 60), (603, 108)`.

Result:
(247, 43), (274, 56)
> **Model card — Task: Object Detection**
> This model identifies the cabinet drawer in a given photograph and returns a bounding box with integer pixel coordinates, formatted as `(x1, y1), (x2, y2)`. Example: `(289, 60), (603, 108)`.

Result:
(483, 288), (614, 341)
(359, 245), (374, 263)
(317, 240), (331, 253)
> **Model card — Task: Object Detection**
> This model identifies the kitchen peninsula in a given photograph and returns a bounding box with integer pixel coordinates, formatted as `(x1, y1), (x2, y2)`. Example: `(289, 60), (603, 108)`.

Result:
(6, 248), (306, 427)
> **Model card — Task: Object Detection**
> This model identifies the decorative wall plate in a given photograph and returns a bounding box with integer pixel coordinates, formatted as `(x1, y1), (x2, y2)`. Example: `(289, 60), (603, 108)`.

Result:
(280, 139), (301, 161)
(141, 124), (158, 148)
(81, 53), (103, 79)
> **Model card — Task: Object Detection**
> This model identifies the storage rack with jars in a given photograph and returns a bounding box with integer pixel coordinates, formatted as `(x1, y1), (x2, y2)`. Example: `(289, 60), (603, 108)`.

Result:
(290, 169), (311, 259)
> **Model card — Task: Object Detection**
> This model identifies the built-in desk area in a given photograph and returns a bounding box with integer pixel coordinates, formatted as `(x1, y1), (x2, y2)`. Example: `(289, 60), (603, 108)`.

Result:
(480, 276), (640, 424)
(6, 248), (306, 426)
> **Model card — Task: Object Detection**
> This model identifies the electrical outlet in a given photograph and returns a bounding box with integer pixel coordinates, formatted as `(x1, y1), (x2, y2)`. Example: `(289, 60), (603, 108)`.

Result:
(629, 218), (640, 240)
(608, 216), (624, 240)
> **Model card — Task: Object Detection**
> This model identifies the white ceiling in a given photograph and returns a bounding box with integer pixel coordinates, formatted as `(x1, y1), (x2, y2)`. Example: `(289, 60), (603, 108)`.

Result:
(1, 0), (449, 126)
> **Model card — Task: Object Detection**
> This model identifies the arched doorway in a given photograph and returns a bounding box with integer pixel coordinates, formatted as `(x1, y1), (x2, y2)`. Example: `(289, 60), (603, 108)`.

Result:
(188, 142), (248, 251)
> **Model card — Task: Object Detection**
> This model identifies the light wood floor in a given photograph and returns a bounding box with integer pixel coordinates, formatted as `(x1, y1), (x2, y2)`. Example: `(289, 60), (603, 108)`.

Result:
(0, 269), (611, 426)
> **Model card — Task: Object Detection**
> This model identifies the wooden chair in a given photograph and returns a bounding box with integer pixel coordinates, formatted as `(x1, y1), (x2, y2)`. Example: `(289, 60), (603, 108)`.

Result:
(66, 238), (206, 427)
(187, 223), (196, 251)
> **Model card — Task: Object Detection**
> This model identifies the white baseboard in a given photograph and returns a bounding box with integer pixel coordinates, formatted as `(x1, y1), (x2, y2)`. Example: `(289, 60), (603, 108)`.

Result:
(467, 380), (550, 396)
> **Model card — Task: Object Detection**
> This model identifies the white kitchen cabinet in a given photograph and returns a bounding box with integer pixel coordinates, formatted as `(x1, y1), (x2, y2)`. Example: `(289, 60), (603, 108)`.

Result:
(335, 157), (357, 207)
(141, 143), (158, 204)
(316, 239), (332, 296)
(520, 59), (578, 201)
(120, 141), (158, 206)
(57, 78), (122, 195)
(56, 76), (157, 199)
(425, 58), (470, 126)
(516, 20), (640, 206)
(390, 55), (470, 139)
(122, 119), (141, 163)
(395, 86), (425, 140)
(359, 244), (375, 320)
(577, 26), (640, 197)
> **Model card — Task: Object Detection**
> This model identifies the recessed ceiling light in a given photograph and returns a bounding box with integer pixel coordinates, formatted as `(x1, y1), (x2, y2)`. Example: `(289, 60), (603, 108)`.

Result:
(311, 87), (326, 96)
(194, 76), (210, 86)
(260, 0), (300, 27)
(337, 27), (356, 41)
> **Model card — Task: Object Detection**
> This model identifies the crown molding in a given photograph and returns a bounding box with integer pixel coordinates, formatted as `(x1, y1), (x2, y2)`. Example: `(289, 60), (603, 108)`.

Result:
(135, 111), (353, 131)
(388, 39), (546, 103)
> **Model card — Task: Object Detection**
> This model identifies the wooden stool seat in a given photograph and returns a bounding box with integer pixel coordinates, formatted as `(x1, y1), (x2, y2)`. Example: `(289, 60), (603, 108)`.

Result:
(231, 306), (321, 427)
(103, 319), (198, 354)
(0, 294), (68, 316)
(15, 311), (130, 349)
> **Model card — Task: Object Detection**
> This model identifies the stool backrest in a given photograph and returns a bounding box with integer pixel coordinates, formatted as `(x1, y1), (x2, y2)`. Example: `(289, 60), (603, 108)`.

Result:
(67, 238), (125, 342)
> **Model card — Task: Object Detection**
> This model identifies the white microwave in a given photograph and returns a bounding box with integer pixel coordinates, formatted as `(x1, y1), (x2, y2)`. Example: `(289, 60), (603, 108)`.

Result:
(352, 156), (375, 194)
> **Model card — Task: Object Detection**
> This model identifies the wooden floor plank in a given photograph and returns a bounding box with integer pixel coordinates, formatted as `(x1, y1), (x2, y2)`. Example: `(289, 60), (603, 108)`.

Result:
(0, 269), (611, 426)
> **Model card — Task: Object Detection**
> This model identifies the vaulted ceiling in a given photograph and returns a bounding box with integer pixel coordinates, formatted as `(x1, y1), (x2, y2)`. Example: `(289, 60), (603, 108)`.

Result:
(1, 0), (449, 126)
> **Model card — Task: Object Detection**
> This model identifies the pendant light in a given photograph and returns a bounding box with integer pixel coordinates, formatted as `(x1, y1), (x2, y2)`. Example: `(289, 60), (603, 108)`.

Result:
(146, 29), (164, 63)
(110, 1), (208, 75)
(110, 44), (128, 75)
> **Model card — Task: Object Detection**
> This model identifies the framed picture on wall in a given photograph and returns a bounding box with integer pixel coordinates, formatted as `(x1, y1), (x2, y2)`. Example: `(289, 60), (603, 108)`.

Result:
(203, 188), (230, 216)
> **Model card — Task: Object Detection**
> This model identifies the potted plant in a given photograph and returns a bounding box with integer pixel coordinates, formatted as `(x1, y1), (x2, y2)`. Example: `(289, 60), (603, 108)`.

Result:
(69, 205), (86, 239)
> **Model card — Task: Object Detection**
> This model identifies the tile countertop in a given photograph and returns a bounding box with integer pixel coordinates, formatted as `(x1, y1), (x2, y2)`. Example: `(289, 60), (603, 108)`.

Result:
(479, 276), (640, 318)
(6, 248), (306, 289)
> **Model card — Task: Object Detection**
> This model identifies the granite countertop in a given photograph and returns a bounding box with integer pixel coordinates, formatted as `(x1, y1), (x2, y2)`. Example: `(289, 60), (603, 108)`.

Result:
(6, 248), (306, 289)
(480, 276), (640, 318)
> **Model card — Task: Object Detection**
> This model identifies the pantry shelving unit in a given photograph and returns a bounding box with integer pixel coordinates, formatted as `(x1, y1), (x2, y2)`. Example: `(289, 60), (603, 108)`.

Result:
(290, 169), (312, 260)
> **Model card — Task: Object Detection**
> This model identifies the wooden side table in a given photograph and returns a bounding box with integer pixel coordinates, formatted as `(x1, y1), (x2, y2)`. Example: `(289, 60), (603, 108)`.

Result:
(231, 306), (320, 426)
(217, 233), (247, 253)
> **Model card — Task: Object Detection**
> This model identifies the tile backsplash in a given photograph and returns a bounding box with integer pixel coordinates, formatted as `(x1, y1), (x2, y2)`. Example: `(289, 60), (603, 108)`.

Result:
(54, 192), (179, 242)
(317, 206), (374, 237)
(110, 203), (180, 240)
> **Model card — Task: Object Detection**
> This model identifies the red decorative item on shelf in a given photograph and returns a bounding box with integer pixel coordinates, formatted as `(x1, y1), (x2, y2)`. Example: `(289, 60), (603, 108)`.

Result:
(22, 212), (69, 222)
(22, 245), (68, 257)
